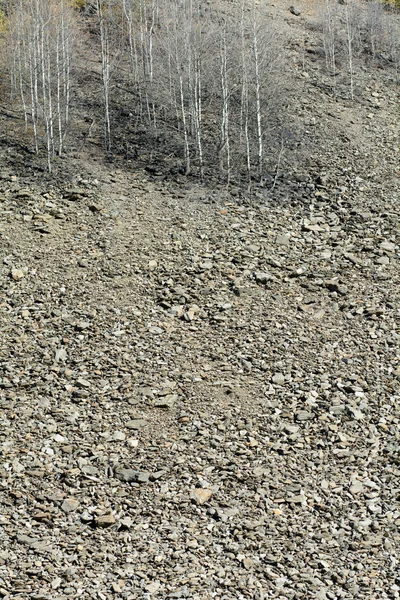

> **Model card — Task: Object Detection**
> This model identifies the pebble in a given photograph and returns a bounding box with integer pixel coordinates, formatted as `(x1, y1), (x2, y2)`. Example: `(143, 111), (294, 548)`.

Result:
(55, 348), (67, 362)
(154, 395), (176, 409)
(109, 430), (126, 441)
(148, 259), (158, 270)
(145, 582), (161, 594)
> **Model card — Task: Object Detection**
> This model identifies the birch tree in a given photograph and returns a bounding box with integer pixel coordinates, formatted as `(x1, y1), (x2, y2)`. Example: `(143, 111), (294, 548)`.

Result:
(7, 0), (76, 169)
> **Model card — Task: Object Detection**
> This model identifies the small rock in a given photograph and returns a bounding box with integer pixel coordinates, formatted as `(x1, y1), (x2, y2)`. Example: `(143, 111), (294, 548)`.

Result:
(190, 488), (213, 505)
(330, 404), (346, 415)
(148, 259), (158, 270)
(348, 407), (364, 420)
(289, 5), (301, 16)
(119, 516), (133, 529)
(272, 373), (285, 385)
(95, 513), (116, 528)
(127, 438), (139, 448)
(276, 233), (290, 246)
(349, 480), (364, 495)
(61, 498), (80, 513)
(145, 582), (161, 594)
(76, 378), (91, 388)
(55, 348), (67, 363)
(126, 419), (146, 430)
(254, 272), (270, 284)
(109, 430), (126, 441)
(380, 241), (395, 252)
(288, 494), (306, 504)
(51, 578), (62, 590)
(295, 411), (314, 421)
(149, 326), (164, 335)
(115, 468), (150, 484)
(150, 470), (167, 481)
(63, 588), (75, 596)
(186, 304), (200, 321)
(154, 394), (176, 409)
(11, 267), (25, 281)
(17, 534), (39, 546)
(242, 558), (254, 570)
(80, 511), (93, 523)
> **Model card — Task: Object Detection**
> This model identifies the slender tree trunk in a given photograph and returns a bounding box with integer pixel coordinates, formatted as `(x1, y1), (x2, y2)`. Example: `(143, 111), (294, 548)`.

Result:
(194, 54), (203, 178)
(97, 0), (111, 150)
(252, 10), (263, 182)
(345, 4), (354, 100)
(179, 73), (190, 174)
(219, 26), (230, 184)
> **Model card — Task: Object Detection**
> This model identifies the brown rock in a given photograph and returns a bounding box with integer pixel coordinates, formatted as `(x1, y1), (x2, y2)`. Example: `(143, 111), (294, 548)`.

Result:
(95, 513), (116, 528)
(190, 488), (213, 505)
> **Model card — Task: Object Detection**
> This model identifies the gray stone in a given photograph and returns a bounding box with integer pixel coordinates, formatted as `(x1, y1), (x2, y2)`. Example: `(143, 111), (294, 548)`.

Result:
(380, 241), (395, 252)
(115, 468), (150, 484)
(349, 480), (364, 495)
(272, 373), (285, 385)
(109, 430), (126, 441)
(289, 6), (301, 16)
(295, 411), (314, 421)
(254, 272), (270, 284)
(276, 233), (290, 246)
(126, 419), (147, 430)
(61, 498), (80, 513)
(154, 395), (177, 409)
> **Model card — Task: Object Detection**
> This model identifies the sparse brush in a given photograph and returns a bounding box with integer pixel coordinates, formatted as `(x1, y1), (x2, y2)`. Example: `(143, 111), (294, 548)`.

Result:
(320, 0), (400, 97)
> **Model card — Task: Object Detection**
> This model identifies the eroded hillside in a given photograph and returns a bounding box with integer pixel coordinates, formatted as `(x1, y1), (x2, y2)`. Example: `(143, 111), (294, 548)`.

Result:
(0, 0), (399, 599)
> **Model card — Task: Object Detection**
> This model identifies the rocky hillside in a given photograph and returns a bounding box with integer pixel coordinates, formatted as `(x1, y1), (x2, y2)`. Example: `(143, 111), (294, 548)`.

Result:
(0, 1), (399, 599)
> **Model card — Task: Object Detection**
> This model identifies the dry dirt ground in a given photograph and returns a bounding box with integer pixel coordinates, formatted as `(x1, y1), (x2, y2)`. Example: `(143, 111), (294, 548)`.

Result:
(0, 1), (399, 599)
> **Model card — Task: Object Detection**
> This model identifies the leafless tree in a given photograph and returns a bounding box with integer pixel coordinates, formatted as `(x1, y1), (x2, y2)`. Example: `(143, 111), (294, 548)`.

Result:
(6, 0), (76, 169)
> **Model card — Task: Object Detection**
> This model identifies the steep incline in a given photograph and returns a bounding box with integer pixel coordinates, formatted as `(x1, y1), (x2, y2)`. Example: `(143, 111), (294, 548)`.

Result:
(0, 0), (399, 598)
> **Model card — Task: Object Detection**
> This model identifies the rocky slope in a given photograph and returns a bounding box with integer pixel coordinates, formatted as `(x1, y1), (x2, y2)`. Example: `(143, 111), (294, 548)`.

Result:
(0, 1), (399, 599)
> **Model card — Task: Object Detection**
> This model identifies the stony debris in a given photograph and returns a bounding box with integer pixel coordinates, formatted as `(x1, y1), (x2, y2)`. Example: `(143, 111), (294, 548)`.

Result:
(0, 3), (399, 599)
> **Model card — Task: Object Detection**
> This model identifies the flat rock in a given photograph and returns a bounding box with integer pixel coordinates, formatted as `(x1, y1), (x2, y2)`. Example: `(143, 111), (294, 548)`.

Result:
(95, 513), (116, 528)
(126, 419), (147, 430)
(61, 498), (80, 513)
(276, 233), (290, 246)
(295, 411), (314, 421)
(380, 241), (396, 251)
(349, 480), (364, 495)
(115, 468), (150, 484)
